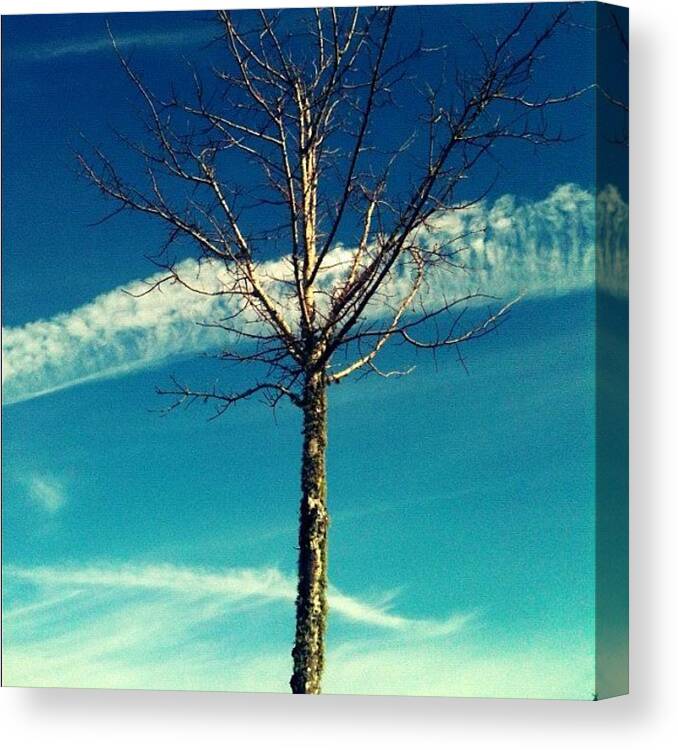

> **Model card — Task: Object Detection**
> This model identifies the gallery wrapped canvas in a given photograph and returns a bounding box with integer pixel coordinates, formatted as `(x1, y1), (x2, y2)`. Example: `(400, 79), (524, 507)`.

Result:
(1, 2), (628, 699)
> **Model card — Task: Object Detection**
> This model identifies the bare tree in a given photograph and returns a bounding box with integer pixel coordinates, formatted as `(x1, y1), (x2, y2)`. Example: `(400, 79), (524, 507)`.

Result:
(79, 4), (580, 694)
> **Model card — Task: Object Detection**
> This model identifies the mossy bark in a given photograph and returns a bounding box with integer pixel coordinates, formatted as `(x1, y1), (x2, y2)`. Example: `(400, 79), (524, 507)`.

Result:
(290, 371), (329, 694)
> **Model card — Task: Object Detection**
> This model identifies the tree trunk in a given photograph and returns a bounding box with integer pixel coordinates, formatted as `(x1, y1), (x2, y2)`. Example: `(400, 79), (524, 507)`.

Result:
(290, 370), (329, 694)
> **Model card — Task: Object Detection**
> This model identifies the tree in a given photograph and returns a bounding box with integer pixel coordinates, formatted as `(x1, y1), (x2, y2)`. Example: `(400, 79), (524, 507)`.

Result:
(79, 4), (580, 694)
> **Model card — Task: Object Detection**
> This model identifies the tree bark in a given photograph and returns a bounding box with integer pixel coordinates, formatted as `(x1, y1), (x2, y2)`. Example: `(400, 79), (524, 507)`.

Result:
(290, 370), (329, 694)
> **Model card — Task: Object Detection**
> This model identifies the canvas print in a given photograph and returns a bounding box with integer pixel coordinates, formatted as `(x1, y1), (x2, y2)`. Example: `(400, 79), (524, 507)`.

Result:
(1, 2), (628, 699)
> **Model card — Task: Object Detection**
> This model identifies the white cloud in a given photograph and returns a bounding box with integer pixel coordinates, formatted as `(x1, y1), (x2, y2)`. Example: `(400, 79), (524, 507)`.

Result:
(2, 257), (233, 405)
(16, 26), (216, 62)
(1, 183), (628, 406)
(5, 562), (472, 635)
(23, 473), (66, 513)
(2, 561), (591, 697)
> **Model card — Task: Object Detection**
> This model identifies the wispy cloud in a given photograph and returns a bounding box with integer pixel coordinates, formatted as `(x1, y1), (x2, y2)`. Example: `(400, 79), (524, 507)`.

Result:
(2, 258), (230, 405)
(2, 561), (592, 697)
(5, 562), (471, 636)
(1, 183), (628, 406)
(22, 473), (67, 513)
(14, 25), (216, 62)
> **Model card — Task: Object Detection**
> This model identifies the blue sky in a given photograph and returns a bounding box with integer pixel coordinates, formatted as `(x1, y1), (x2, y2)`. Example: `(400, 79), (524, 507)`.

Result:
(1, 4), (627, 697)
